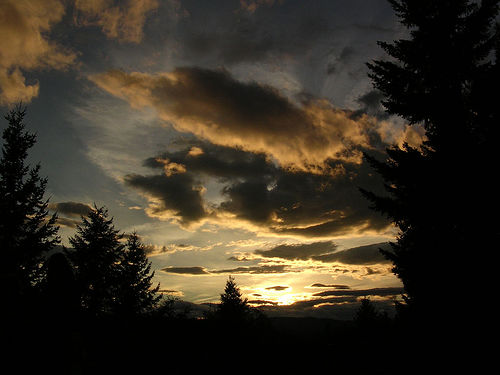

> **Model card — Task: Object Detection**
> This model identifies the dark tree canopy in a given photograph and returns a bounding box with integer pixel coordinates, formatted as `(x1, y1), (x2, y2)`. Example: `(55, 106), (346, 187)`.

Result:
(0, 106), (59, 299)
(67, 206), (161, 317)
(113, 232), (161, 316)
(362, 0), (500, 321)
(67, 205), (125, 316)
(218, 276), (250, 322)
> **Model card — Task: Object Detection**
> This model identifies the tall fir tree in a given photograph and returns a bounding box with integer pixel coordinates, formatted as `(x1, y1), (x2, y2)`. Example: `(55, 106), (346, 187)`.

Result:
(113, 232), (160, 316)
(362, 0), (500, 321)
(67, 205), (124, 316)
(218, 276), (250, 322)
(0, 106), (59, 301)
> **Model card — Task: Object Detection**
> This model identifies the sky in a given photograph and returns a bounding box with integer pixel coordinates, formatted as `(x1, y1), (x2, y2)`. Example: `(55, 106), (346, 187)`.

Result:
(0, 0), (425, 319)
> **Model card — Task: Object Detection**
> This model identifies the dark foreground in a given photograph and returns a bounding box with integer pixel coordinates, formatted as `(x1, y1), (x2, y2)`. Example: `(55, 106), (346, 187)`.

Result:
(4, 312), (472, 375)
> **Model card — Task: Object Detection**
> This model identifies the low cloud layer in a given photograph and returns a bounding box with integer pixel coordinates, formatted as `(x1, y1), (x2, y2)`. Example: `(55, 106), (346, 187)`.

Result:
(255, 241), (337, 260)
(255, 241), (391, 265)
(161, 264), (290, 275)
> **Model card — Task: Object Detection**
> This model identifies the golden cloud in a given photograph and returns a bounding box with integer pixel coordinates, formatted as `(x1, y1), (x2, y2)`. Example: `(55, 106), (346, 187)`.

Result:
(0, 0), (76, 104)
(89, 67), (387, 173)
(74, 0), (159, 43)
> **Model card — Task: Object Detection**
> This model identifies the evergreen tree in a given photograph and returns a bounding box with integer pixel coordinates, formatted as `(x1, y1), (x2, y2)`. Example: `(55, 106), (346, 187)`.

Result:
(218, 276), (250, 322)
(67, 205), (124, 316)
(114, 232), (161, 316)
(362, 1), (500, 320)
(0, 106), (59, 300)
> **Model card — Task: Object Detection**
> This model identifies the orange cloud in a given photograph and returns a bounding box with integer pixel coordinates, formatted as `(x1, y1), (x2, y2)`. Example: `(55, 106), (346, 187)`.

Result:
(0, 0), (76, 104)
(89, 67), (383, 174)
(74, 0), (159, 43)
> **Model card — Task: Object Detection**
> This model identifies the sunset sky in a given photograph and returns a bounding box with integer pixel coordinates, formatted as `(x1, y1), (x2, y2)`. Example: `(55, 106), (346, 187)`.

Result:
(0, 0), (424, 318)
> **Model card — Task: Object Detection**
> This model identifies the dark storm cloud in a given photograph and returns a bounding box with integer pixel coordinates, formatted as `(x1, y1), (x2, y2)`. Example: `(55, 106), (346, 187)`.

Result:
(124, 172), (207, 226)
(49, 201), (93, 217)
(312, 242), (391, 265)
(161, 266), (209, 275)
(255, 241), (337, 260)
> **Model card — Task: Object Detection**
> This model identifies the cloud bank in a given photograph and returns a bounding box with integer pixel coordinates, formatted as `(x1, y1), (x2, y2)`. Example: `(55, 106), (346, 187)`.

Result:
(89, 67), (386, 173)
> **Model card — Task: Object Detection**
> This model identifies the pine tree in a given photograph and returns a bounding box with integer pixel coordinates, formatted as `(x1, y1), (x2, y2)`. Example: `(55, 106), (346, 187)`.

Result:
(218, 276), (250, 322)
(67, 205), (124, 316)
(362, 1), (500, 320)
(0, 106), (59, 300)
(114, 232), (160, 316)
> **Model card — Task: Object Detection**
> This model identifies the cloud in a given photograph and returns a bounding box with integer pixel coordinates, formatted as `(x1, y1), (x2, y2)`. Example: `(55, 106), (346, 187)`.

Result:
(309, 284), (350, 289)
(254, 241), (391, 265)
(265, 286), (289, 291)
(0, 0), (76, 104)
(211, 265), (290, 274)
(160, 264), (291, 275)
(89, 67), (386, 173)
(123, 140), (391, 237)
(255, 241), (337, 260)
(73, 0), (159, 43)
(312, 242), (391, 265)
(161, 266), (209, 275)
(312, 287), (403, 298)
(124, 172), (208, 227)
(49, 201), (93, 217)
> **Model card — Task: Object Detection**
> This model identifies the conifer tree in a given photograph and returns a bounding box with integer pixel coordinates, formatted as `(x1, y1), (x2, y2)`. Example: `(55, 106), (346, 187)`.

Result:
(362, 1), (499, 319)
(67, 205), (124, 316)
(218, 276), (250, 322)
(0, 106), (59, 299)
(114, 232), (161, 316)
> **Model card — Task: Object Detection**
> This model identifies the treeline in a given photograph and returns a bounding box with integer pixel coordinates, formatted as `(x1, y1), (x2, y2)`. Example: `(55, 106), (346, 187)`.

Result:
(0, 107), (162, 321)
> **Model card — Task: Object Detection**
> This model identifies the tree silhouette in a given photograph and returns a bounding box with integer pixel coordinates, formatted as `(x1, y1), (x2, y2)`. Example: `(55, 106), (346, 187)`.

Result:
(362, 1), (500, 320)
(218, 276), (250, 322)
(67, 205), (125, 316)
(0, 106), (59, 302)
(113, 232), (161, 316)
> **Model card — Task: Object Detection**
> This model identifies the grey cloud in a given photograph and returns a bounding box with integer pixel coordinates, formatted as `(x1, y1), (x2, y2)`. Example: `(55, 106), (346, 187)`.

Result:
(124, 172), (207, 226)
(312, 242), (391, 265)
(254, 241), (391, 265)
(161, 266), (209, 275)
(145, 141), (277, 181)
(310, 284), (350, 289)
(265, 286), (289, 291)
(131, 140), (390, 237)
(211, 265), (290, 274)
(312, 287), (403, 298)
(161, 264), (291, 275)
(49, 201), (93, 217)
(255, 241), (337, 260)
